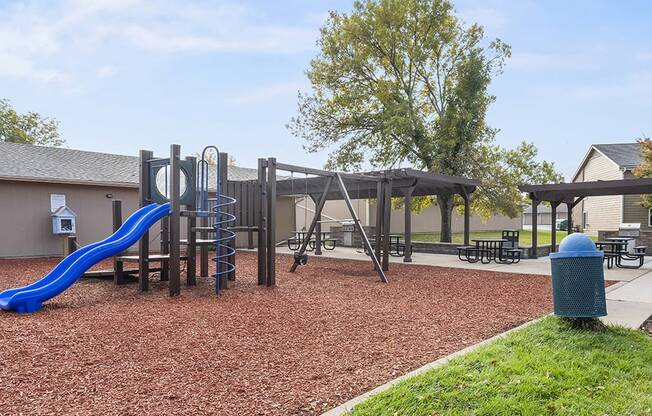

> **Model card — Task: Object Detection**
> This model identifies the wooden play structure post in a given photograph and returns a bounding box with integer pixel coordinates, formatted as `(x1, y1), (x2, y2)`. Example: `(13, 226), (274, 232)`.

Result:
(112, 200), (125, 285)
(219, 152), (236, 282)
(138, 149), (153, 291)
(266, 157), (277, 287)
(186, 155), (197, 285)
(169, 144), (181, 296)
(257, 158), (268, 286)
(160, 216), (169, 281)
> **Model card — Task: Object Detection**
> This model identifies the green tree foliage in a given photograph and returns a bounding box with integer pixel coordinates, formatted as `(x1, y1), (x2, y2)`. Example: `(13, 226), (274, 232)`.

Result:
(0, 99), (64, 146)
(632, 138), (651, 206)
(288, 0), (562, 241)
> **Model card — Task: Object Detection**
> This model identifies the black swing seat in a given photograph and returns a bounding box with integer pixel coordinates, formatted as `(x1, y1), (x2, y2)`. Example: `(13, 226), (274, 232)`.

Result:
(294, 251), (308, 265)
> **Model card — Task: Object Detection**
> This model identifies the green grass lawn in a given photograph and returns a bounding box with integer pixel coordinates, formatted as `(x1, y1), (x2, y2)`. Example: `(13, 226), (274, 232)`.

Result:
(348, 317), (652, 416)
(409, 230), (597, 246)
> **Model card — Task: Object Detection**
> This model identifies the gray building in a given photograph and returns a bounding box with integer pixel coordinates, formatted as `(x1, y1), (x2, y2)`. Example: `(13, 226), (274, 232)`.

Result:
(522, 204), (568, 230)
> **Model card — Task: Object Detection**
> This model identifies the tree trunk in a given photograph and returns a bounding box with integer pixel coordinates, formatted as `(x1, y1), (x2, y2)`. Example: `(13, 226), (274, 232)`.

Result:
(438, 194), (455, 242)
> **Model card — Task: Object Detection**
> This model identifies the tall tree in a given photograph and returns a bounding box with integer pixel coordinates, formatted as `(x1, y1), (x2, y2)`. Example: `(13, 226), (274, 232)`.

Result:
(289, 0), (561, 241)
(632, 138), (651, 206)
(0, 99), (64, 147)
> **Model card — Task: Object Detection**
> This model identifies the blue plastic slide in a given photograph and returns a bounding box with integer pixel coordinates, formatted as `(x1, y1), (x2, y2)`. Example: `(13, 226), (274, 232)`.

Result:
(0, 202), (171, 313)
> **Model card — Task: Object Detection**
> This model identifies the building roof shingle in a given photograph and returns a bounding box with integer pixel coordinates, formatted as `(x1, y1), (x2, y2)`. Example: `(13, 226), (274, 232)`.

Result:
(594, 143), (642, 169)
(0, 142), (258, 188)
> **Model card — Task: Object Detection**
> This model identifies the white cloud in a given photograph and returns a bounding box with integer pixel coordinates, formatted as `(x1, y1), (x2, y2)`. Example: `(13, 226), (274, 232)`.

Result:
(96, 65), (115, 79)
(0, 53), (65, 83)
(0, 0), (318, 87)
(232, 81), (307, 105)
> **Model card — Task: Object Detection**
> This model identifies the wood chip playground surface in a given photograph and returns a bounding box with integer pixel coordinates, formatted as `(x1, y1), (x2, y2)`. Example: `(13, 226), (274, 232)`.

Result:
(0, 252), (553, 415)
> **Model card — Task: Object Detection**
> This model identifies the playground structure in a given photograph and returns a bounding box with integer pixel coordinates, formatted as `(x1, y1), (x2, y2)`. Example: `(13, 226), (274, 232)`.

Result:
(0, 143), (480, 313)
(0, 144), (236, 312)
(111, 145), (238, 296)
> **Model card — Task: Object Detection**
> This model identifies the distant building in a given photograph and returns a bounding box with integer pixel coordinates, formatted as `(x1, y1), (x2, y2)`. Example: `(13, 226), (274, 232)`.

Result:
(522, 204), (568, 231)
(570, 143), (648, 236)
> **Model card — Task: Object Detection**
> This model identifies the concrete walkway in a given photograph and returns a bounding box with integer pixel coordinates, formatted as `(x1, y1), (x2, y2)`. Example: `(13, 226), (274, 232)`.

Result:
(277, 246), (652, 329)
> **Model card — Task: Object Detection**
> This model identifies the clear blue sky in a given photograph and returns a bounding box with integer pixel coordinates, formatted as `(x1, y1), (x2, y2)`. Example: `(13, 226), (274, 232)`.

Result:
(1, 0), (651, 179)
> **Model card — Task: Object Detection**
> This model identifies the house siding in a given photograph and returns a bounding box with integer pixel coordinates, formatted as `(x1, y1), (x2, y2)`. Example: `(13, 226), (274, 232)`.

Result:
(572, 149), (623, 235)
(0, 180), (293, 258)
(622, 171), (651, 230)
(0, 181), (143, 258)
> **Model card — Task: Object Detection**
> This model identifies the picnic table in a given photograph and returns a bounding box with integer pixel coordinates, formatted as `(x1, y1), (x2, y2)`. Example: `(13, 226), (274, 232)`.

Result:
(367, 234), (412, 257)
(361, 235), (412, 257)
(288, 231), (336, 251)
(457, 238), (520, 264)
(595, 239), (645, 269)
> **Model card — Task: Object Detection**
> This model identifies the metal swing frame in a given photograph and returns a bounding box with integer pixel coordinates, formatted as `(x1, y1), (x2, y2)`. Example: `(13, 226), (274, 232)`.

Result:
(257, 159), (388, 285)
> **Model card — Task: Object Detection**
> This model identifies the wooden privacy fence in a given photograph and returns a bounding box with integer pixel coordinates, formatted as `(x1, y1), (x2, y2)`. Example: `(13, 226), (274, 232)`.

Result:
(225, 180), (259, 227)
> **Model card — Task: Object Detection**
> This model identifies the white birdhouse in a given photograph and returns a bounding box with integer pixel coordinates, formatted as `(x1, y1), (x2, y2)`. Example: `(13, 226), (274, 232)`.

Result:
(51, 206), (77, 235)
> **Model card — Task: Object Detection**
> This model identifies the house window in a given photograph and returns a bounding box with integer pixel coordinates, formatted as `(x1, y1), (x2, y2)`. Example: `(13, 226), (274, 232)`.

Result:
(582, 211), (588, 229)
(648, 208), (652, 227)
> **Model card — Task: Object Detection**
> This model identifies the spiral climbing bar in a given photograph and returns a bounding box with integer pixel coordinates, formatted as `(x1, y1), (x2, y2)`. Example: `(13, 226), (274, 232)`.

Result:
(198, 145), (237, 294)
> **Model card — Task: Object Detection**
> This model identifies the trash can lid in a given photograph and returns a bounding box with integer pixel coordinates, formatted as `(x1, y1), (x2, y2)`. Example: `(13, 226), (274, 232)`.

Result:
(550, 233), (602, 258)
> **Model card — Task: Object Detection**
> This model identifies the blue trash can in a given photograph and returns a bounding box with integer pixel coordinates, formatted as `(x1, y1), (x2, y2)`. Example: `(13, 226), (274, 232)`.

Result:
(550, 233), (607, 317)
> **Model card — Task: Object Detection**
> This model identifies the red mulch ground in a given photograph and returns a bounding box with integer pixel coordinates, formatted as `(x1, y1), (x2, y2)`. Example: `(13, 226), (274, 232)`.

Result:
(0, 252), (553, 415)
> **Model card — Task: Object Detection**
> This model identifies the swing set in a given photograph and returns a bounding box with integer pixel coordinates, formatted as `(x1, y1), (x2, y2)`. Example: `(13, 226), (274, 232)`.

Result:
(250, 162), (479, 287)
(256, 158), (388, 283)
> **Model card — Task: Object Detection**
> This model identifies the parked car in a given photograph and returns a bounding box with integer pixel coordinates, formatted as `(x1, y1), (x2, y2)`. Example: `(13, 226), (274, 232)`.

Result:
(556, 219), (568, 231)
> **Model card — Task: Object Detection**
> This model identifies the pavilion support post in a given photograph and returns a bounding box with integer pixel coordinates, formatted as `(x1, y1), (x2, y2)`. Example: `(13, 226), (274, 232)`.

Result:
(551, 201), (559, 253)
(186, 156), (197, 286)
(382, 179), (392, 272)
(374, 181), (384, 269)
(266, 157), (277, 287)
(462, 190), (471, 246)
(112, 200), (125, 285)
(257, 158), (267, 285)
(403, 185), (414, 263)
(169, 144), (181, 296)
(566, 202), (574, 235)
(138, 149), (153, 291)
(531, 199), (540, 259)
(310, 195), (323, 255)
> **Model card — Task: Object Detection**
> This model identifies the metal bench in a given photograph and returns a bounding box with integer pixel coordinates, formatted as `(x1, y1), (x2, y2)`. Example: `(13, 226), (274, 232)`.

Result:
(457, 245), (474, 261)
(502, 248), (521, 264)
